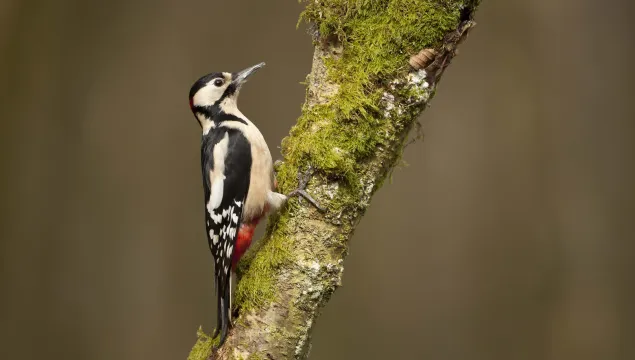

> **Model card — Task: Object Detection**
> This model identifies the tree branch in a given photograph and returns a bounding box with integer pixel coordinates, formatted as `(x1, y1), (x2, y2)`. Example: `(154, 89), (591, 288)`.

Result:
(188, 1), (479, 359)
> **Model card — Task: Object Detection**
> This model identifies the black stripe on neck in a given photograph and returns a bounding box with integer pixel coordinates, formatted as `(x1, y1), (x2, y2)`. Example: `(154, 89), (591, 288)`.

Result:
(215, 112), (247, 124)
(194, 105), (247, 125)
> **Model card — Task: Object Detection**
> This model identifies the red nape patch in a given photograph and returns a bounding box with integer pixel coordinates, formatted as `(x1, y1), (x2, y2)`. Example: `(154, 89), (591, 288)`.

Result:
(232, 223), (257, 269)
(188, 97), (194, 110)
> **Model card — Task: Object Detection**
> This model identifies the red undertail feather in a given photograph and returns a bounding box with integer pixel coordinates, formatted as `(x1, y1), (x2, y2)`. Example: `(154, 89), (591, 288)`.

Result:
(232, 220), (259, 269)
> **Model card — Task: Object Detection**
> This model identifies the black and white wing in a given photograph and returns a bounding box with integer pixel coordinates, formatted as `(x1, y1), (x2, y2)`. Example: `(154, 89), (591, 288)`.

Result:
(201, 127), (252, 344)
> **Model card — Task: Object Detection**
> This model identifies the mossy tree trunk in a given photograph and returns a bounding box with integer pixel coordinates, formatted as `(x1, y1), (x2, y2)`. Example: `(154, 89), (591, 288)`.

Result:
(189, 1), (480, 359)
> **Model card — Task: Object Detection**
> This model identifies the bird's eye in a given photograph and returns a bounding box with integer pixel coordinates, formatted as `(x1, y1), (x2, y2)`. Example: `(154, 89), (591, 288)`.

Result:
(213, 79), (224, 87)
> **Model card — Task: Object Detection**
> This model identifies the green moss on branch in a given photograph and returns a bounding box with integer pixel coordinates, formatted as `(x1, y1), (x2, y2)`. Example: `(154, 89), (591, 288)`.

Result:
(187, 327), (218, 360)
(277, 0), (461, 187)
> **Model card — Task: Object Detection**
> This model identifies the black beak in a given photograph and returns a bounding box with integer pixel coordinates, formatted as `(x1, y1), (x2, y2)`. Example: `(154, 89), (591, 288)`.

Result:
(232, 62), (265, 87)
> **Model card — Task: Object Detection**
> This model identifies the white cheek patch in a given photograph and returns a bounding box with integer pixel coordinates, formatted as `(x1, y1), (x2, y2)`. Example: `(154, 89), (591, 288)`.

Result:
(193, 82), (227, 107)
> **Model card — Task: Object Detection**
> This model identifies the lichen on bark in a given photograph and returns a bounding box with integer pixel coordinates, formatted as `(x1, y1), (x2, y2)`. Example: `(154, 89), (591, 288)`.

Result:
(188, 1), (479, 359)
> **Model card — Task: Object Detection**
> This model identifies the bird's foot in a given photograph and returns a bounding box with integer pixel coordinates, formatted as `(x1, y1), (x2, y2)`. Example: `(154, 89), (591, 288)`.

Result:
(287, 165), (325, 212)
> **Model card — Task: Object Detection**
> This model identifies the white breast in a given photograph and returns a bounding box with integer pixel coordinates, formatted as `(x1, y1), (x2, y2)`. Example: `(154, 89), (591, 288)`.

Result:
(220, 118), (274, 221)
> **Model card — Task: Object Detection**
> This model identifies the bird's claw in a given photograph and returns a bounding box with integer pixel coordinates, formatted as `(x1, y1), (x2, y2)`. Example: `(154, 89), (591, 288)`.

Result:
(287, 166), (325, 212)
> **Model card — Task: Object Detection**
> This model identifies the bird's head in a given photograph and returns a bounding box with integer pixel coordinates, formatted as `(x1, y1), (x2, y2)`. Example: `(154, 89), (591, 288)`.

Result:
(189, 62), (265, 128)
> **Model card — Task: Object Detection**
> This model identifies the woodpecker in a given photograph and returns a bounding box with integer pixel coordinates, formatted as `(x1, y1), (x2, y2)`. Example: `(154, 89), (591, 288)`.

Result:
(188, 62), (321, 346)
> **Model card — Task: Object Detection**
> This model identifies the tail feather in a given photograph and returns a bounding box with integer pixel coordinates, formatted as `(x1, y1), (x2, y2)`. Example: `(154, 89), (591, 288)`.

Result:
(215, 271), (232, 347)
(211, 281), (221, 339)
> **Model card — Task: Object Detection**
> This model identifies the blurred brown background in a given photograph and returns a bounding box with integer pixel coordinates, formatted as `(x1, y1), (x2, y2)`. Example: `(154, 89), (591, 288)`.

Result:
(1, 0), (633, 359)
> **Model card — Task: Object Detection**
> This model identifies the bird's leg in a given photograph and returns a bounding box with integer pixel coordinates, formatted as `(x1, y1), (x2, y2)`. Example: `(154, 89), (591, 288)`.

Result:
(286, 165), (325, 212)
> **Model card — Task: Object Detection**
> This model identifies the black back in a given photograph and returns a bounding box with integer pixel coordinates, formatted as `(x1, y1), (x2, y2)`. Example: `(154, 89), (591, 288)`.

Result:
(200, 125), (252, 344)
